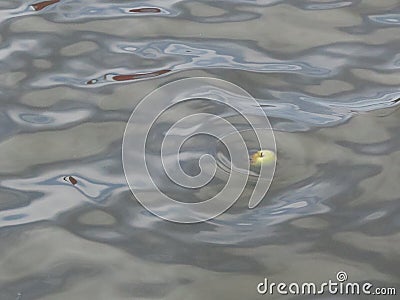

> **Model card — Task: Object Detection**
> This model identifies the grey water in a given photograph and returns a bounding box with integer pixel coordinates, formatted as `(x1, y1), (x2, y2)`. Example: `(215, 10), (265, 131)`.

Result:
(0, 0), (400, 299)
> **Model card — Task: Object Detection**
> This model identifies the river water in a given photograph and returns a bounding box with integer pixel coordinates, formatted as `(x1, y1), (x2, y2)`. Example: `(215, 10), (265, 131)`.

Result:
(0, 0), (399, 299)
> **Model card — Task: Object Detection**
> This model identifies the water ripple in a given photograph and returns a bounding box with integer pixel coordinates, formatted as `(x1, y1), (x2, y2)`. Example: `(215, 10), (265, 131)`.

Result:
(1, 0), (400, 298)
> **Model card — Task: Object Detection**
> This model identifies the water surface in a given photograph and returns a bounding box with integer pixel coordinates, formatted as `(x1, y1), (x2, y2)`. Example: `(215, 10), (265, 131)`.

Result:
(0, 0), (399, 299)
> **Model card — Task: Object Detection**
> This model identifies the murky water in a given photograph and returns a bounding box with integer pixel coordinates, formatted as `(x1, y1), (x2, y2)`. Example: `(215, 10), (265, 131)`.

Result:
(1, 0), (399, 299)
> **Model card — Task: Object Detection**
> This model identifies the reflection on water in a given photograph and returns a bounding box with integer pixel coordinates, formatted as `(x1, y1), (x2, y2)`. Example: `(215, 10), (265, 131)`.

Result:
(0, 0), (399, 299)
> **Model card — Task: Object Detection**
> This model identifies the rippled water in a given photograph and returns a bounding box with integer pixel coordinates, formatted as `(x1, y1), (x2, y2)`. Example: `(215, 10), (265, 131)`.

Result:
(1, 0), (400, 299)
